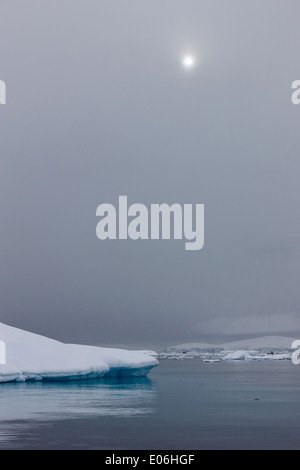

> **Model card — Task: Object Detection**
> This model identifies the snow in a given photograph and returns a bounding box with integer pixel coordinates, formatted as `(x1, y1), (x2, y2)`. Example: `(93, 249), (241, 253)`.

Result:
(223, 350), (254, 361)
(0, 322), (158, 383)
(159, 336), (295, 362)
(223, 350), (291, 361)
(166, 342), (217, 352)
(220, 336), (296, 350)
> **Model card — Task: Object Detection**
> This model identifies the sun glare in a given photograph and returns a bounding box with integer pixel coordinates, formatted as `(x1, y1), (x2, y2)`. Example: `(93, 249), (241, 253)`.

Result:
(182, 55), (195, 69)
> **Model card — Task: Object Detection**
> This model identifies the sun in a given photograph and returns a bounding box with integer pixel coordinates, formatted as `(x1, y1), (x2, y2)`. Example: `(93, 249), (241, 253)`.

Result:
(182, 55), (196, 69)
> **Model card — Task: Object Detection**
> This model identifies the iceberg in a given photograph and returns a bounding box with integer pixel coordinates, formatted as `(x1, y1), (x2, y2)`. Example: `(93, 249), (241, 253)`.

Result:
(223, 350), (253, 361)
(159, 336), (295, 362)
(0, 322), (158, 383)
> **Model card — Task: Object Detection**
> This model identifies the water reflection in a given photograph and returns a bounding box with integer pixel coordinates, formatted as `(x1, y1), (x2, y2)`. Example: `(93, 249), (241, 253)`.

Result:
(0, 377), (156, 442)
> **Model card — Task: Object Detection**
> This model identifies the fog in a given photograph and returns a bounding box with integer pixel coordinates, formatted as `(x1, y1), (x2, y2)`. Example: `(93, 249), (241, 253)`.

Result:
(0, 0), (299, 348)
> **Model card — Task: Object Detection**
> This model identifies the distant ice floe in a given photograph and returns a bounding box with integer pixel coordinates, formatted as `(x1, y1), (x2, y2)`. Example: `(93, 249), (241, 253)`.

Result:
(158, 336), (295, 362)
(0, 322), (158, 384)
(158, 349), (292, 362)
(222, 350), (291, 361)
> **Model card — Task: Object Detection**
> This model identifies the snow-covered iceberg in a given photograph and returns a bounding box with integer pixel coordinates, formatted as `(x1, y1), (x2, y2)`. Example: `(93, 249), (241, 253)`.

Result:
(0, 322), (158, 383)
(220, 336), (296, 350)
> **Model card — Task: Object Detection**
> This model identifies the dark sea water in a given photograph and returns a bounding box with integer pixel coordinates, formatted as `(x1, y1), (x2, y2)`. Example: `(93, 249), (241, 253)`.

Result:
(0, 359), (300, 450)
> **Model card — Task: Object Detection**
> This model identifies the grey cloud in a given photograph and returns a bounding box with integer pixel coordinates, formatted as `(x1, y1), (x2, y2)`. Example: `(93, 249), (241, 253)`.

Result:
(192, 313), (300, 336)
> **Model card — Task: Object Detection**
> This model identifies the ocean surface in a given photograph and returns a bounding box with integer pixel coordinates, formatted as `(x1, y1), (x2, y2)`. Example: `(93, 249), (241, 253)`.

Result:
(0, 359), (299, 450)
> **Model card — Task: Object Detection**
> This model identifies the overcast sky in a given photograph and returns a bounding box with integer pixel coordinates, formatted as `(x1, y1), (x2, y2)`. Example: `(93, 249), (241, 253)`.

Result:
(0, 0), (299, 348)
